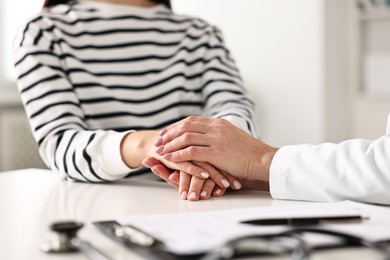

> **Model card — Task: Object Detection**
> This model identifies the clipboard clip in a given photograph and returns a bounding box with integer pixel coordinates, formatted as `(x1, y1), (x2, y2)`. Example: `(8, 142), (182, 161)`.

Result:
(112, 223), (161, 248)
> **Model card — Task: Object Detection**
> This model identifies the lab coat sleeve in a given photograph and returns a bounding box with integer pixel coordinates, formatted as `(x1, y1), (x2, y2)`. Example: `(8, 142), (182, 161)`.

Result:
(269, 135), (390, 205)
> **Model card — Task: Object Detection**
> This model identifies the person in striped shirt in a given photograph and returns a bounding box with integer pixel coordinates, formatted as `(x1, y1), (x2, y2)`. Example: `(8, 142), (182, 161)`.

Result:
(13, 0), (258, 201)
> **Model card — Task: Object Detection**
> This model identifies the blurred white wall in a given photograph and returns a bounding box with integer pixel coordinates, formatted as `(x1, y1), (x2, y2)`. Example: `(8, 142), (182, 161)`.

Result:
(2, 0), (43, 82)
(173, 0), (326, 146)
(1, 0), (388, 171)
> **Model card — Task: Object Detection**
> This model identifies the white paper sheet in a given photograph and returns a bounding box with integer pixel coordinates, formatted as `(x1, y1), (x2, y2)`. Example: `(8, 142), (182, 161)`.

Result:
(116, 201), (378, 254)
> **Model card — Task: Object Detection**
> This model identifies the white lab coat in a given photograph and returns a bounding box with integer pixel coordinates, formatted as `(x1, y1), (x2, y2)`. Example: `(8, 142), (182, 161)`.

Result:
(269, 114), (390, 205)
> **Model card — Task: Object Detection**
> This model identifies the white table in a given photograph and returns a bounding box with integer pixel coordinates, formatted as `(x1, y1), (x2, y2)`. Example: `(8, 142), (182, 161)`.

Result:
(0, 169), (383, 260)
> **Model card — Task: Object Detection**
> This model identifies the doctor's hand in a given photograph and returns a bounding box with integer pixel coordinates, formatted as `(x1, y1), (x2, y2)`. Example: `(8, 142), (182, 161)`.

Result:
(155, 116), (279, 182)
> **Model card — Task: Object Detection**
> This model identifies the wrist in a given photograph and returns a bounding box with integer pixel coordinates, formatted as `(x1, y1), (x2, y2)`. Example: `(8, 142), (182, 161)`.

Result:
(120, 130), (159, 168)
(251, 143), (279, 182)
(260, 147), (278, 181)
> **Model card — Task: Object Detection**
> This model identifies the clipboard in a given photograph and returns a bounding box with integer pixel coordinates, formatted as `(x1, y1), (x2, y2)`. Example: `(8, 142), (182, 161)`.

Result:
(93, 217), (363, 260)
(94, 219), (390, 260)
(92, 202), (390, 259)
(93, 221), (202, 260)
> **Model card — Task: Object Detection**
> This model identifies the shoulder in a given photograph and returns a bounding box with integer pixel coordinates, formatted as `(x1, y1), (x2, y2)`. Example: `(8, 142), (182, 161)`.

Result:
(18, 4), (73, 30)
(17, 3), (98, 32)
(167, 10), (220, 32)
(170, 11), (226, 45)
(13, 11), (47, 49)
(13, 3), (93, 48)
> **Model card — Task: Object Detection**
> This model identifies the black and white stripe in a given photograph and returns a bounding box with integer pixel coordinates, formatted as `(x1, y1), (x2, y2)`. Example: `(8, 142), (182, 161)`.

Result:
(13, 1), (258, 182)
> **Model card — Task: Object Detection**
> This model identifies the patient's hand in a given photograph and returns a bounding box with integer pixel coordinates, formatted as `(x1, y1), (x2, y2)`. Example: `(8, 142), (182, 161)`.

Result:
(121, 130), (240, 190)
(142, 158), (242, 201)
(154, 143), (240, 190)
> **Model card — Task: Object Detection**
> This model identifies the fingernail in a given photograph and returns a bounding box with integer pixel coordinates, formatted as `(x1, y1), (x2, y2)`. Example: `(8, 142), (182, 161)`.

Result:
(180, 191), (187, 200)
(151, 166), (160, 176)
(142, 160), (152, 168)
(200, 172), (209, 178)
(155, 146), (164, 154)
(221, 179), (230, 188)
(214, 189), (222, 195)
(188, 192), (196, 199)
(164, 154), (172, 160)
(200, 191), (207, 197)
(159, 128), (167, 136)
(154, 137), (163, 147)
(233, 180), (242, 190)
(169, 174), (178, 183)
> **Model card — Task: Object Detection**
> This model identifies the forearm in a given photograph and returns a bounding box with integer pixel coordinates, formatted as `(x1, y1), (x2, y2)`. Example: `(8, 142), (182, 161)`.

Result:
(269, 136), (390, 204)
(38, 129), (131, 182)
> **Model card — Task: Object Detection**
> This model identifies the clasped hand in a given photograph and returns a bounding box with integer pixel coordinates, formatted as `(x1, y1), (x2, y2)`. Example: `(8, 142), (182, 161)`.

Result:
(142, 116), (277, 201)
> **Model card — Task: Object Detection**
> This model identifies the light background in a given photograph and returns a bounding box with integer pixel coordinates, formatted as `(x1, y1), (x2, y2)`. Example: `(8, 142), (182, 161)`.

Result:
(173, 0), (328, 146)
(0, 0), (389, 171)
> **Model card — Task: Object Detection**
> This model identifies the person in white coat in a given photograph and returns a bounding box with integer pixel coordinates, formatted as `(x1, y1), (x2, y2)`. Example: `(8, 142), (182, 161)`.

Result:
(142, 115), (390, 205)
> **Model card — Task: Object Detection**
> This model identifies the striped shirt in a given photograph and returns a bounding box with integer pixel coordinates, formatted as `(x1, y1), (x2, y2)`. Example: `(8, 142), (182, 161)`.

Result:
(13, 1), (257, 182)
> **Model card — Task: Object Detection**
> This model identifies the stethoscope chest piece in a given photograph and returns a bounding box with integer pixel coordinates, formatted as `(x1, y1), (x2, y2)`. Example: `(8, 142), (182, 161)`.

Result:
(41, 221), (84, 253)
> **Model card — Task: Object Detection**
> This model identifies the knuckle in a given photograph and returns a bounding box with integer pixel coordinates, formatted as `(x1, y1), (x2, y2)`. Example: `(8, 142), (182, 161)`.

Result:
(177, 149), (185, 160)
(168, 138), (177, 149)
(177, 126), (185, 135)
(182, 133), (192, 143)
(179, 122), (190, 133)
(181, 162), (193, 173)
(216, 118), (225, 124)
(214, 129), (226, 140)
(191, 179), (204, 189)
(220, 118), (229, 125)
(214, 124), (224, 132)
(164, 132), (171, 140)
(187, 115), (197, 122)
(212, 118), (224, 126)
(180, 184), (190, 191)
(187, 146), (197, 157)
(204, 179), (216, 189)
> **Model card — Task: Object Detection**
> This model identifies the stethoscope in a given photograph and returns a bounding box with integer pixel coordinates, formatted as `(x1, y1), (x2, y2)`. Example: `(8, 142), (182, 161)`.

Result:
(41, 221), (111, 260)
(42, 221), (390, 260)
(202, 227), (390, 260)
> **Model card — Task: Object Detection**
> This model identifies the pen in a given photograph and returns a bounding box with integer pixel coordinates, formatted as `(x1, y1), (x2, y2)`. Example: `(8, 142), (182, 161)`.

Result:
(241, 215), (364, 226)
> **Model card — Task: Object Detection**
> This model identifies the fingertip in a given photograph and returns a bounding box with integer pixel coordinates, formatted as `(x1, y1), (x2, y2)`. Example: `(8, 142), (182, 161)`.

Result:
(214, 189), (221, 195)
(180, 191), (187, 200)
(200, 172), (209, 179)
(151, 166), (160, 176)
(164, 154), (172, 161)
(187, 191), (198, 201)
(221, 179), (230, 188)
(200, 190), (209, 200)
(233, 180), (242, 190)
(142, 159), (152, 168)
(154, 137), (163, 147)
(155, 145), (164, 154)
(213, 188), (224, 197)
(159, 128), (167, 136)
(168, 173), (179, 184)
